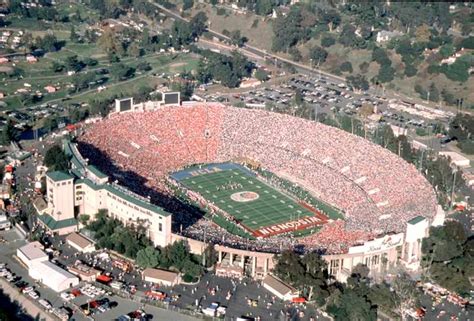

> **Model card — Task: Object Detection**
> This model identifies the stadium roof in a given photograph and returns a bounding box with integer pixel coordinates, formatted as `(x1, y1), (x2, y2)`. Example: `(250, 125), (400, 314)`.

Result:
(103, 184), (171, 217)
(86, 165), (108, 179)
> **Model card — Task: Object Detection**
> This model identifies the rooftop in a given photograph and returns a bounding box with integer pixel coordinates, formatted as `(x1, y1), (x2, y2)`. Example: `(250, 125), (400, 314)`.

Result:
(38, 214), (77, 230)
(66, 232), (94, 249)
(47, 171), (73, 182)
(34, 261), (78, 281)
(262, 274), (296, 296)
(18, 242), (48, 261)
(408, 216), (426, 225)
(104, 184), (171, 217)
(86, 165), (108, 179)
(142, 268), (179, 283)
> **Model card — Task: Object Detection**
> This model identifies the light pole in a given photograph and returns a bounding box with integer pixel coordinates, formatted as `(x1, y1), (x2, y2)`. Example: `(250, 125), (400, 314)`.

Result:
(451, 168), (457, 208)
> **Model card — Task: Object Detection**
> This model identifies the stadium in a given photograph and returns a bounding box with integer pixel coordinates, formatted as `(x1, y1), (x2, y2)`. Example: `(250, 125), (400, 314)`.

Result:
(75, 103), (438, 261)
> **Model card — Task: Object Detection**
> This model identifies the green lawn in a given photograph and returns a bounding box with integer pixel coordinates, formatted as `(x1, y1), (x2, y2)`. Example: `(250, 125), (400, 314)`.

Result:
(176, 164), (327, 237)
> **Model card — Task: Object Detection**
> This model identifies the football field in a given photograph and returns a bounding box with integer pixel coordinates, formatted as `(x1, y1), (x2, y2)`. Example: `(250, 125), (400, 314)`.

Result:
(172, 163), (328, 237)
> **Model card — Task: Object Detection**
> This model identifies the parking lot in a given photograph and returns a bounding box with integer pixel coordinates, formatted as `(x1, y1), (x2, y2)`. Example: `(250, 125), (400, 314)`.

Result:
(200, 74), (453, 134)
(0, 228), (201, 321)
(0, 226), (331, 321)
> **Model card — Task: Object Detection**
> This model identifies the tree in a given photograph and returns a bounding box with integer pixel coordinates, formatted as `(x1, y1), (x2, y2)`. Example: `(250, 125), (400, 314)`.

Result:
(309, 46), (328, 64)
(70, 25), (80, 43)
(202, 244), (217, 268)
(274, 251), (329, 304)
(44, 145), (69, 171)
(321, 9), (341, 32)
(98, 28), (124, 55)
(359, 61), (370, 74)
(439, 43), (455, 58)
(230, 30), (248, 47)
(21, 32), (34, 51)
(428, 82), (439, 102)
(65, 55), (85, 72)
(111, 63), (135, 80)
(392, 272), (419, 321)
(182, 0), (194, 11)
(162, 240), (189, 270)
(321, 35), (336, 47)
(51, 61), (65, 73)
(372, 47), (391, 66)
(377, 65), (395, 83)
(346, 74), (369, 91)
(340, 61), (353, 73)
(404, 63), (417, 77)
(136, 246), (161, 268)
(288, 47), (302, 61)
(254, 69), (269, 82)
(36, 34), (62, 52)
(128, 42), (143, 57)
(255, 0), (274, 16)
(190, 12), (208, 38)
(79, 214), (90, 226)
(302, 252), (329, 304)
(272, 7), (305, 52)
(414, 24), (431, 43)
(294, 89), (303, 106)
(0, 120), (18, 145)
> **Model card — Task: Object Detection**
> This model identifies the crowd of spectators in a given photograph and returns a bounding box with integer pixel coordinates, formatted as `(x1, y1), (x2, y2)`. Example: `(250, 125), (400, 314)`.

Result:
(77, 104), (437, 254)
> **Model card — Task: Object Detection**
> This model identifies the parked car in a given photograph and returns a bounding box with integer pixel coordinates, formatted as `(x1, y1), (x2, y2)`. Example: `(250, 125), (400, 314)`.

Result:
(28, 291), (39, 300)
(22, 286), (34, 294)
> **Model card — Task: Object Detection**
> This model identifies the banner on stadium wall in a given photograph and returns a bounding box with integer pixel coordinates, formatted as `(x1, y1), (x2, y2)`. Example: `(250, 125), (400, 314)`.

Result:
(254, 216), (325, 238)
(348, 233), (404, 255)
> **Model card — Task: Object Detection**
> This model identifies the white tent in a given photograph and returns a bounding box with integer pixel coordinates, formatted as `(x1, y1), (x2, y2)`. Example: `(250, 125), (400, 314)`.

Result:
(29, 261), (79, 292)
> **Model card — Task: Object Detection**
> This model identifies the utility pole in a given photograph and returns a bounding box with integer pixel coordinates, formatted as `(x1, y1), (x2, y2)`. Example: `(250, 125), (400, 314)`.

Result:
(451, 169), (457, 208)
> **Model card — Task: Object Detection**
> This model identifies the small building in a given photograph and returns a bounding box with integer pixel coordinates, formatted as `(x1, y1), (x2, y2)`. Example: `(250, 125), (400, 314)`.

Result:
(0, 213), (10, 230)
(29, 261), (79, 292)
(376, 30), (404, 43)
(142, 268), (181, 287)
(390, 124), (408, 137)
(44, 85), (56, 93)
(439, 151), (471, 168)
(68, 261), (101, 282)
(240, 79), (261, 89)
(17, 242), (48, 269)
(462, 169), (474, 188)
(66, 232), (95, 253)
(262, 275), (299, 301)
(26, 55), (37, 63)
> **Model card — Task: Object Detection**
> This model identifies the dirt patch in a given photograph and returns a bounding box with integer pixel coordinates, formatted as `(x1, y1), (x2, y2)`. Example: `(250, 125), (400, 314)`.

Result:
(0, 66), (13, 73)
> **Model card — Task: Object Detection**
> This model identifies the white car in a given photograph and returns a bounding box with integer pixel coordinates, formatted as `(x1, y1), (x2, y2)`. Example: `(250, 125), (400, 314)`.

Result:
(28, 291), (39, 300)
(0, 269), (10, 277)
(60, 292), (71, 301)
(38, 299), (52, 310)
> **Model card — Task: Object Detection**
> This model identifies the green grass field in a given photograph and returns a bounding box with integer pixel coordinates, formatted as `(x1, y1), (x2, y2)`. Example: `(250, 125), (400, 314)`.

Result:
(177, 165), (328, 237)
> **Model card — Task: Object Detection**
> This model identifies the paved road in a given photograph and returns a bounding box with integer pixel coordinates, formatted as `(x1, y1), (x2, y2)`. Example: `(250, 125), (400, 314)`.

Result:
(147, 0), (467, 116)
